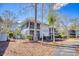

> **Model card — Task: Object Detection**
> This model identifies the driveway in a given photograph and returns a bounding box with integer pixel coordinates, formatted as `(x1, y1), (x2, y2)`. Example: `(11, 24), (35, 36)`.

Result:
(53, 39), (79, 56)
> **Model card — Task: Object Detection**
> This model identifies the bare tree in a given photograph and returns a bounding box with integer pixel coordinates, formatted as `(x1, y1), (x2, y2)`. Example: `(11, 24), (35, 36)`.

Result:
(18, 3), (38, 41)
(0, 16), (4, 32)
(60, 15), (70, 39)
(41, 3), (45, 42)
(1, 10), (16, 33)
(69, 18), (79, 38)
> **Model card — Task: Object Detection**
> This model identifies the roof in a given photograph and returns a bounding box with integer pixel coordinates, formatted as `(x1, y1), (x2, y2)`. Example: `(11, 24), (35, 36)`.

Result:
(22, 18), (49, 27)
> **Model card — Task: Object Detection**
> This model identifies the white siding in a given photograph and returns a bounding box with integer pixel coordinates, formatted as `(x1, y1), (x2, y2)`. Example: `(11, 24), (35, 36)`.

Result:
(0, 33), (7, 41)
(21, 29), (29, 36)
(21, 20), (49, 38)
(40, 24), (49, 38)
(76, 30), (79, 36)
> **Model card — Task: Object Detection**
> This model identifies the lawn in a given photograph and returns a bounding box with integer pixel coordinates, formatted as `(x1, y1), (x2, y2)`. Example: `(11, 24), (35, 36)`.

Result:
(1, 40), (55, 56)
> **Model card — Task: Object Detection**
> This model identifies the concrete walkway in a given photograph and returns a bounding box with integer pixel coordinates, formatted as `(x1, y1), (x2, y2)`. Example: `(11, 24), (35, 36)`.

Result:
(53, 41), (79, 56)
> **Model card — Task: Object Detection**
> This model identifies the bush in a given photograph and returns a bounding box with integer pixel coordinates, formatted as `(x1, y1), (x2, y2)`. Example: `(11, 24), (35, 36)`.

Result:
(55, 35), (62, 38)
(56, 34), (65, 38)
(9, 32), (14, 38)
(26, 35), (33, 40)
(51, 34), (65, 38)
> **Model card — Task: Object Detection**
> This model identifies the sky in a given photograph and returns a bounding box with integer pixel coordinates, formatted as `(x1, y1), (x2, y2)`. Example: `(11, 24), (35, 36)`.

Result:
(0, 3), (79, 23)
(59, 3), (79, 19)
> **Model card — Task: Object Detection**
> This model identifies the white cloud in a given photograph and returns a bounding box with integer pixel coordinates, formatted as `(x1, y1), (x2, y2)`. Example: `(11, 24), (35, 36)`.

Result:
(53, 3), (68, 10)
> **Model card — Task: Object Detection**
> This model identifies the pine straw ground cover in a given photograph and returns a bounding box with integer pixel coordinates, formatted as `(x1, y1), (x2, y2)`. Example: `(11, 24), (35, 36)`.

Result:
(75, 48), (79, 56)
(1, 38), (77, 56)
(2, 40), (55, 56)
(56, 38), (79, 45)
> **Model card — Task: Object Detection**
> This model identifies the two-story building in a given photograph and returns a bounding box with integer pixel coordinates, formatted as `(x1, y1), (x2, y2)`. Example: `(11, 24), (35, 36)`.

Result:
(21, 18), (49, 40)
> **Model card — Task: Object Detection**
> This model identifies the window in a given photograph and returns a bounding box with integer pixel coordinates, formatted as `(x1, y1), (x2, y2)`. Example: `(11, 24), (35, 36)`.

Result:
(37, 23), (40, 29)
(70, 30), (76, 35)
(49, 28), (58, 35)
(30, 30), (34, 36)
(26, 22), (29, 28)
(37, 31), (40, 39)
(30, 22), (34, 28)
(37, 31), (40, 36)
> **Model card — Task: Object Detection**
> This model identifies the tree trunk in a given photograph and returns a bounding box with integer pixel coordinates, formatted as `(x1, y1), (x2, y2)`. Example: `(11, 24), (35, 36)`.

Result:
(53, 25), (55, 42)
(51, 27), (52, 40)
(67, 29), (69, 39)
(42, 4), (44, 42)
(42, 33), (43, 42)
(34, 3), (37, 41)
(76, 31), (77, 38)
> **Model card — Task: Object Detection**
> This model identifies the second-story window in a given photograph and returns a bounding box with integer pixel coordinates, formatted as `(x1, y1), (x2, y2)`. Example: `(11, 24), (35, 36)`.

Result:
(26, 22), (28, 28)
(37, 23), (40, 29)
(30, 22), (34, 29)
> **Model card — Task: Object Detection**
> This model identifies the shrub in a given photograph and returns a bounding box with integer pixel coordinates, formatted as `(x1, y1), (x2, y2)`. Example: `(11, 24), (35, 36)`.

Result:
(55, 35), (62, 38)
(26, 35), (33, 40)
(9, 32), (14, 38)
(51, 34), (65, 38)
